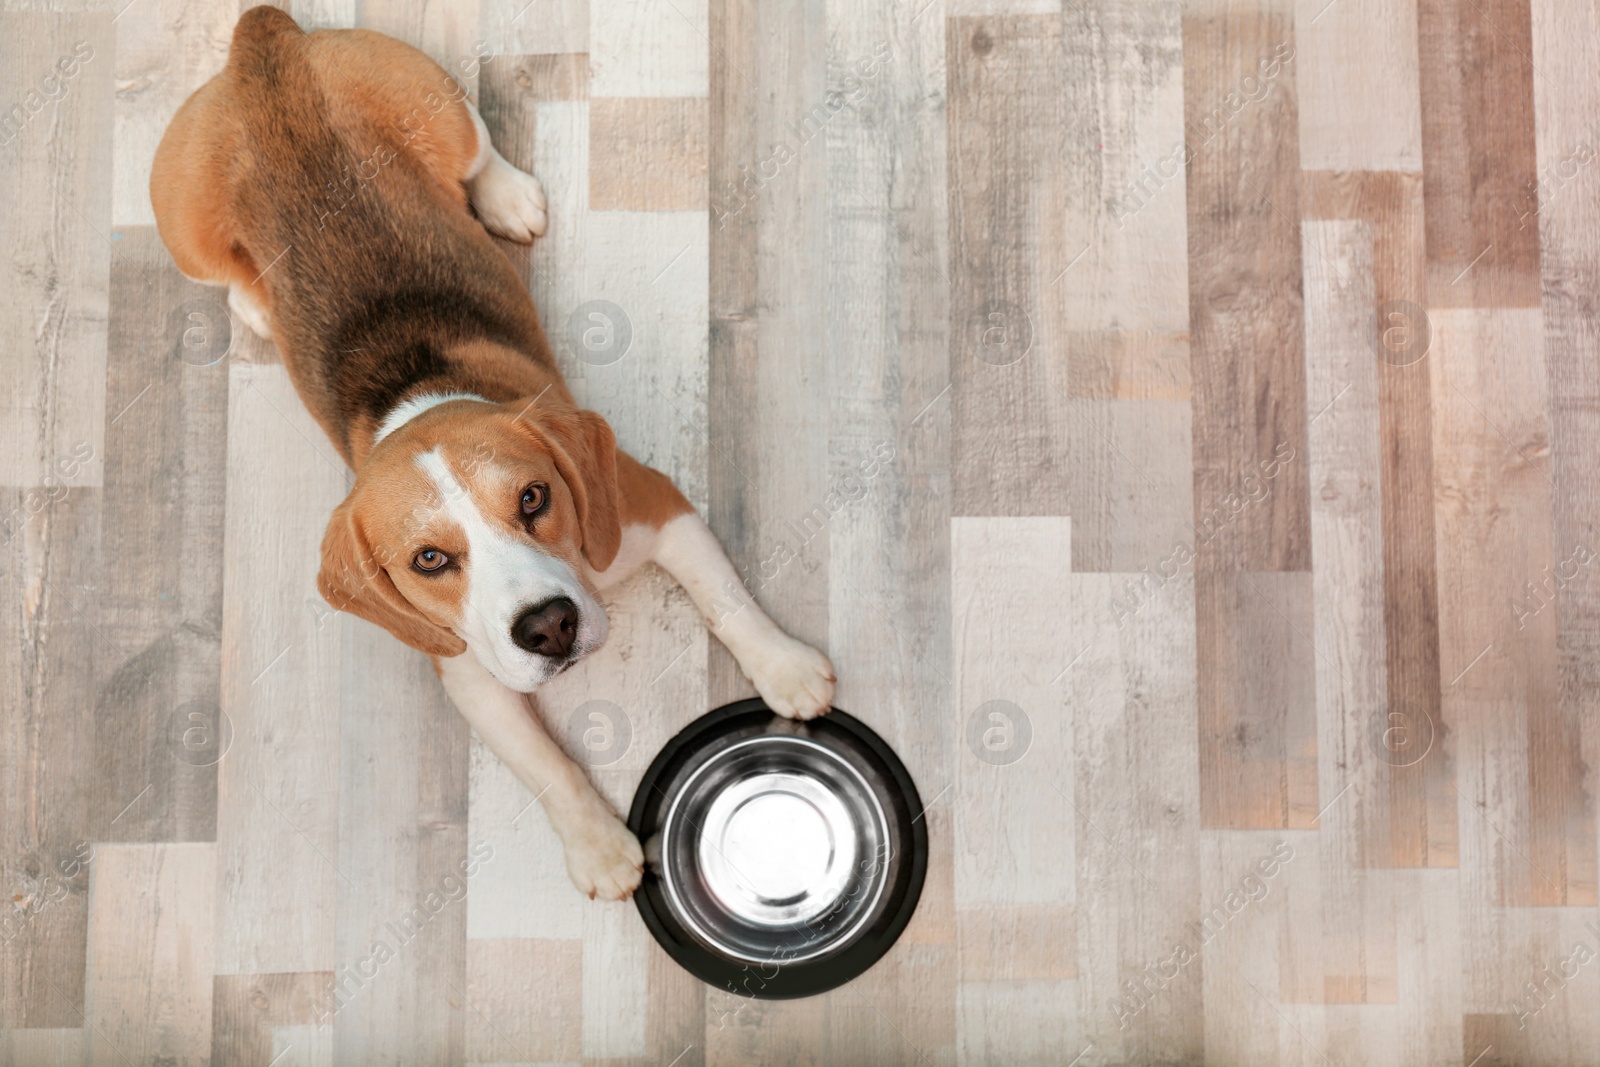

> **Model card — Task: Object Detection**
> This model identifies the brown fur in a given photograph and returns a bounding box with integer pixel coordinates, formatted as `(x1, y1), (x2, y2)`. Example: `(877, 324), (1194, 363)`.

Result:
(151, 6), (691, 653)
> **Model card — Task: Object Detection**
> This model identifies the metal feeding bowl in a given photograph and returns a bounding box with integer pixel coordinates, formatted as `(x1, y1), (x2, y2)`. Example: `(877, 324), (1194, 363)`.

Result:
(628, 699), (926, 999)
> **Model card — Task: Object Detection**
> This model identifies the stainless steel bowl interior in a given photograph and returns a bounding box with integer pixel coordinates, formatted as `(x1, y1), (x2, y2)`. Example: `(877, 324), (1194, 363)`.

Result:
(659, 735), (892, 965)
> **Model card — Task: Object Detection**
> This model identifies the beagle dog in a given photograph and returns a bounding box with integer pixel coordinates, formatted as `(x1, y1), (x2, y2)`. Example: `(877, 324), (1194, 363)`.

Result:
(150, 6), (836, 900)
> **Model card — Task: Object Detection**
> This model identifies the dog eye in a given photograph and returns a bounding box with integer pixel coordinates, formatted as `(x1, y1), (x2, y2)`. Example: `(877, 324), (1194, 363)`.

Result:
(414, 549), (449, 572)
(521, 483), (549, 517)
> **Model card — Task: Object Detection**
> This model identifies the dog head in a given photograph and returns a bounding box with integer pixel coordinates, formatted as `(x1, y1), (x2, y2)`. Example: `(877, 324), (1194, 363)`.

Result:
(317, 397), (621, 691)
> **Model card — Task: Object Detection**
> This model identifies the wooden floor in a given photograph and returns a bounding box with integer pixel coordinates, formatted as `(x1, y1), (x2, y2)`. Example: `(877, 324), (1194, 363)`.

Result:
(3, 0), (1599, 1063)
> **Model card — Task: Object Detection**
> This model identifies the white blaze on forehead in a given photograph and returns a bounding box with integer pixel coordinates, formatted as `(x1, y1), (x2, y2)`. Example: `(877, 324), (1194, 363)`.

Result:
(414, 446), (606, 690)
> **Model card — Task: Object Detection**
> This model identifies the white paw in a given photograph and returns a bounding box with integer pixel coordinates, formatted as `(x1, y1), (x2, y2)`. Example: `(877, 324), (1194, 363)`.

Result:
(228, 284), (272, 340)
(746, 634), (836, 720)
(468, 157), (548, 243)
(560, 810), (644, 900)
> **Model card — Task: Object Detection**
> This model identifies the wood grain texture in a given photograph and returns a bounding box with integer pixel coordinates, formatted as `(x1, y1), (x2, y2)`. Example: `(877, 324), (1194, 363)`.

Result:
(1417, 0), (1542, 307)
(112, 0), (231, 228)
(0, 1028), (84, 1067)
(96, 227), (228, 846)
(82, 843), (215, 1067)
(1185, 0), (1316, 837)
(1301, 168), (1456, 871)
(214, 362), (345, 976)
(0, 473), (101, 1025)
(331, 614), (469, 1063)
(706, 0), (830, 708)
(590, 97), (708, 210)
(1430, 309), (1580, 908)
(824, 0), (955, 1058)
(0, 11), (110, 489)
(948, 14), (1069, 517)
(211, 972), (331, 1067)
(1195, 571), (1319, 830)
(590, 0), (707, 98)
(1292, 0), (1423, 172)
(1529, 0), (1600, 916)
(7, 0), (1600, 1061)
(1183, 0), (1310, 573)
(462, 939), (581, 1062)
(359, 0), (484, 86)
(1060, 1), (1188, 339)
(480, 0), (588, 56)
(951, 517), (1073, 1061)
(1070, 571), (1203, 1062)
(1300, 219), (1398, 1004)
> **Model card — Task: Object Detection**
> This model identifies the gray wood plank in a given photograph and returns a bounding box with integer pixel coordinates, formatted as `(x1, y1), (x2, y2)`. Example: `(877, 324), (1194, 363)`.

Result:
(331, 613), (469, 1063)
(95, 226), (228, 845)
(825, 0), (955, 1057)
(947, 13), (1068, 518)
(1069, 571), (1203, 1063)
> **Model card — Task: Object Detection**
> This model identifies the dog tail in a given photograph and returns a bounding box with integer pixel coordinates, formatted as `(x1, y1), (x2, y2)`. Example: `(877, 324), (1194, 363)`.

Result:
(229, 5), (305, 69)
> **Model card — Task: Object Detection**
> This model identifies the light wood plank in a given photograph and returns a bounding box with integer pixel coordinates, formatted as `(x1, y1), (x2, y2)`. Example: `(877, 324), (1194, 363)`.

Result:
(1069, 570), (1203, 1062)
(1061, 397), (1193, 573)
(1529, 0), (1600, 914)
(1300, 169), (1455, 870)
(952, 517), (1072, 1062)
(955, 980), (1076, 1067)
(1293, 0), (1423, 172)
(330, 614), (469, 1063)
(1392, 870), (1460, 1066)
(463, 939), (582, 1063)
(824, 0), (955, 1056)
(590, 98), (708, 211)
(1196, 831), (1299, 1067)
(0, 1029), (84, 1067)
(581, 902), (649, 1059)
(0, 490), (100, 1029)
(590, 0), (707, 98)
(951, 516), (1073, 906)
(1060, 0), (1189, 343)
(1431, 309), (1569, 909)
(579, 210), (710, 512)
(1301, 218), (1398, 1004)
(0, 11), (111, 489)
(83, 843), (215, 1067)
(480, 0), (588, 56)
(215, 362), (345, 975)
(271, 1022), (336, 1067)
(112, 0), (231, 228)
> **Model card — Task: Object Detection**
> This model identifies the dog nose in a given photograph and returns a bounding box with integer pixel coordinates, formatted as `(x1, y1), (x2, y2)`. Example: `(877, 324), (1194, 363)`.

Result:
(511, 597), (579, 658)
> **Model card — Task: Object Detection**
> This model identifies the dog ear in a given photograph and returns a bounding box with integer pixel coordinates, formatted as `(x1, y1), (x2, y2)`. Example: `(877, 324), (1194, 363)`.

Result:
(523, 405), (622, 572)
(317, 490), (467, 658)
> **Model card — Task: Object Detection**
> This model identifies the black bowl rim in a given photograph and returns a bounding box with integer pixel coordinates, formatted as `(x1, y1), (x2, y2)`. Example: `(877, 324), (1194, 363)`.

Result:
(628, 698), (928, 1000)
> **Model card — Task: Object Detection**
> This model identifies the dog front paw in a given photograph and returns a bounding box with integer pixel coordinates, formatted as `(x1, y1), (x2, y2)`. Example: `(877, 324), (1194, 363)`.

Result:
(560, 810), (644, 901)
(468, 158), (548, 243)
(746, 635), (836, 721)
